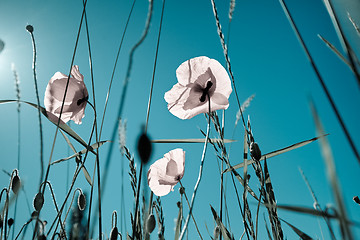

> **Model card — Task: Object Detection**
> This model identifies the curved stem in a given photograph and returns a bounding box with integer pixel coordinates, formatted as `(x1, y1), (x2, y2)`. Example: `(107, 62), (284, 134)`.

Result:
(27, 29), (44, 188)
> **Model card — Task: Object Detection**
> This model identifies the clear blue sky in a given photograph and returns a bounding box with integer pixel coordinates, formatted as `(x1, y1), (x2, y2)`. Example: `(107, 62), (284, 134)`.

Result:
(0, 0), (359, 239)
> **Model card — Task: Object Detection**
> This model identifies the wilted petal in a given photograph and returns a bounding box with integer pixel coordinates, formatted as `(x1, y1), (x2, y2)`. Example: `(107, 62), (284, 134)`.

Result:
(164, 56), (232, 120)
(148, 148), (185, 197)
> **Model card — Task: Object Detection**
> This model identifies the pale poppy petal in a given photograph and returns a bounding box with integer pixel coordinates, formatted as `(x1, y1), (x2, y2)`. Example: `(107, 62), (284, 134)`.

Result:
(165, 56), (232, 120)
(147, 148), (185, 197)
(71, 65), (84, 82)
(44, 65), (88, 124)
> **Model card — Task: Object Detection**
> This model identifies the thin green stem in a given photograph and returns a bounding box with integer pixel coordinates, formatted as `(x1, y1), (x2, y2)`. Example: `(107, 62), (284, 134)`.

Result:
(82, 2), (102, 238)
(33, 2), (87, 237)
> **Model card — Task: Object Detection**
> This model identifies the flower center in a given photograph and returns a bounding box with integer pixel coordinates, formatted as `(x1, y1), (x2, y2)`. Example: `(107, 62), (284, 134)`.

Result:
(199, 81), (213, 102)
(77, 95), (89, 106)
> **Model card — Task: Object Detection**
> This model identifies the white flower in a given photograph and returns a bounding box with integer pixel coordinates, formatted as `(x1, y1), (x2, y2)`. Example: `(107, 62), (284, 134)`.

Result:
(44, 65), (88, 124)
(165, 56), (232, 119)
(147, 148), (185, 197)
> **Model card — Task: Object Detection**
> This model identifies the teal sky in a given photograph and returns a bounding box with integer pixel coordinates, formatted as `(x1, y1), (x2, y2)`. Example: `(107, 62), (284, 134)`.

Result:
(0, 0), (360, 239)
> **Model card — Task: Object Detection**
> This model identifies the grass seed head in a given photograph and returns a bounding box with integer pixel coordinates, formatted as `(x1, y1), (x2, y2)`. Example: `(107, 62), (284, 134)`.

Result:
(250, 142), (261, 161)
(33, 192), (44, 212)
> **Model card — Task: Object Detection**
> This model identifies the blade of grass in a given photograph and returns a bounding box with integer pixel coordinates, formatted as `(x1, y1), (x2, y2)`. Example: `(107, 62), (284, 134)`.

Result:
(152, 138), (235, 143)
(279, 0), (360, 163)
(317, 34), (351, 67)
(210, 205), (234, 240)
(310, 99), (353, 239)
(279, 218), (313, 240)
(0, 100), (95, 154)
(224, 135), (326, 172)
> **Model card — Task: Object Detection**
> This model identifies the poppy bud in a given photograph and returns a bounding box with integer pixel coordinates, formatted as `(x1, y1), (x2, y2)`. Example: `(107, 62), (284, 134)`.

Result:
(146, 214), (156, 233)
(137, 132), (152, 164)
(7, 218), (14, 227)
(110, 226), (119, 240)
(77, 192), (86, 211)
(250, 142), (261, 161)
(11, 175), (21, 194)
(33, 192), (44, 212)
(179, 187), (185, 195)
(26, 25), (34, 33)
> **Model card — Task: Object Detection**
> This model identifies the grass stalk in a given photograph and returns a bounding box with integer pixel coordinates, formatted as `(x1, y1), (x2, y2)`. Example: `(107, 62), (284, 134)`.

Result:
(179, 95), (211, 240)
(26, 26), (44, 188)
(279, 0), (360, 164)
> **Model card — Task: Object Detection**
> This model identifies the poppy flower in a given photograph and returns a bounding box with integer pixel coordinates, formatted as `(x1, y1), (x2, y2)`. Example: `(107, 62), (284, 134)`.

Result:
(164, 56), (232, 120)
(147, 148), (185, 197)
(44, 65), (88, 124)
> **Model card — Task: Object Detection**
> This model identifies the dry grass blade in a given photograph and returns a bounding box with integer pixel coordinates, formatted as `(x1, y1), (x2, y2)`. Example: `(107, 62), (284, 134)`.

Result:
(317, 34), (351, 67)
(50, 141), (109, 165)
(210, 205), (234, 240)
(0, 100), (95, 153)
(310, 100), (353, 240)
(263, 158), (283, 240)
(279, 218), (313, 240)
(348, 12), (360, 36)
(151, 138), (235, 143)
(235, 95), (255, 127)
(274, 204), (360, 227)
(224, 135), (327, 172)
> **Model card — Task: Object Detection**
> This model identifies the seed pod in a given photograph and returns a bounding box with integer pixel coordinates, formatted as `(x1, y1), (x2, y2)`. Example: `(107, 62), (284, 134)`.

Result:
(110, 226), (119, 240)
(11, 175), (21, 194)
(33, 192), (44, 212)
(26, 25), (34, 33)
(137, 132), (152, 164)
(7, 218), (14, 227)
(37, 234), (46, 240)
(179, 186), (185, 195)
(250, 142), (261, 161)
(145, 214), (156, 233)
(77, 192), (86, 211)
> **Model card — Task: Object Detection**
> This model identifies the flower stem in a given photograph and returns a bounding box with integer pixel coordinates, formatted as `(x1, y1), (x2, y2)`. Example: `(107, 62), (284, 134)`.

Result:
(27, 27), (44, 188)
(179, 95), (211, 240)
(179, 181), (203, 240)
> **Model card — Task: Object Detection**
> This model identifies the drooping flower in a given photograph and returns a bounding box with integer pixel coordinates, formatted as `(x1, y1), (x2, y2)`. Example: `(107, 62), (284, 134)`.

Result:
(44, 65), (88, 124)
(147, 148), (185, 197)
(164, 56), (232, 119)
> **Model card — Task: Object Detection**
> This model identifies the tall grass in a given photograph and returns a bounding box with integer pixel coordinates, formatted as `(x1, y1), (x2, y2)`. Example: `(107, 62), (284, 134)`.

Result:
(0, 1), (359, 240)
